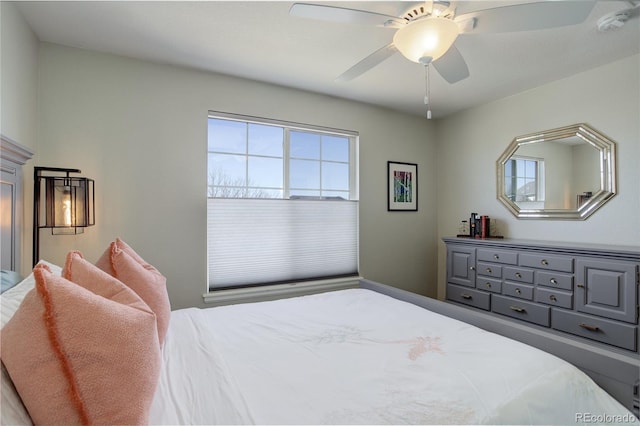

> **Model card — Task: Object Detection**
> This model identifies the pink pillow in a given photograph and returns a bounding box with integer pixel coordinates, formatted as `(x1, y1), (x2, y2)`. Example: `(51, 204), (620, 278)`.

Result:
(96, 238), (171, 346)
(95, 237), (155, 275)
(0, 263), (161, 425)
(63, 251), (150, 307)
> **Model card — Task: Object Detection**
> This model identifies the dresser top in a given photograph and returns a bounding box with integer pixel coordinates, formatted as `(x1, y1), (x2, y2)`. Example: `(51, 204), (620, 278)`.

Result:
(442, 237), (640, 261)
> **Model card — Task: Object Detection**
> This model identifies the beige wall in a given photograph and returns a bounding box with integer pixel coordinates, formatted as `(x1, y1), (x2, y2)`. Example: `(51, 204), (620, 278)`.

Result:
(31, 43), (437, 309)
(1, 2), (39, 270)
(1, 2), (39, 148)
(435, 54), (640, 299)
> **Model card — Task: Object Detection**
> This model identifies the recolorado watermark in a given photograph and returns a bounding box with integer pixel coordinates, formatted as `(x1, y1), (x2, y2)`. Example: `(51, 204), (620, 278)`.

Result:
(575, 412), (638, 424)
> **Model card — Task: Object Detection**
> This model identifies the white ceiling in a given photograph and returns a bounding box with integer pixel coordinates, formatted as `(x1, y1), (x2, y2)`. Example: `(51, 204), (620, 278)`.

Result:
(15, 0), (640, 118)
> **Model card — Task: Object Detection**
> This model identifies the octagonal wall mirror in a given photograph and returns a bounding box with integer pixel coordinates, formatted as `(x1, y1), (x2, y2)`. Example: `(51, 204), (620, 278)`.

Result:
(497, 123), (617, 220)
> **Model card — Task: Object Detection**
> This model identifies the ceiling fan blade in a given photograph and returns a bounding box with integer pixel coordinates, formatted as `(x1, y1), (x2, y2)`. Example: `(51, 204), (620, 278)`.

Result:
(457, 1), (596, 34)
(625, 2), (640, 19)
(432, 45), (469, 84)
(336, 44), (398, 82)
(289, 3), (403, 27)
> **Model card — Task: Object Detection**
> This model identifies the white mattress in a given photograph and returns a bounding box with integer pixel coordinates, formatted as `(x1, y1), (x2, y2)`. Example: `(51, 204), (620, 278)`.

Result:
(150, 288), (639, 425)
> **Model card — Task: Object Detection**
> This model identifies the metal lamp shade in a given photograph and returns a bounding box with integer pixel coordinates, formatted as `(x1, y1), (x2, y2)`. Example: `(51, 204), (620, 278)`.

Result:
(42, 176), (94, 234)
(33, 167), (96, 267)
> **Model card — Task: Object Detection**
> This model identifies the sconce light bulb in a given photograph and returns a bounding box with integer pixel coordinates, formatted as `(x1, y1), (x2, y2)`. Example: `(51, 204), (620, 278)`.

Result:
(63, 198), (72, 226)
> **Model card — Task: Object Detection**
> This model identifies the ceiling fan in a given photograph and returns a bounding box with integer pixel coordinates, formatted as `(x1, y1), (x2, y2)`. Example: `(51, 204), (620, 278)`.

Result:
(289, 0), (598, 85)
(597, 0), (640, 31)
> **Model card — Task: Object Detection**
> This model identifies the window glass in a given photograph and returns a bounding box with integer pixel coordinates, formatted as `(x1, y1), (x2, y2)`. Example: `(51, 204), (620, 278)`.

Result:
(291, 131), (320, 160)
(248, 156), (283, 189)
(322, 136), (349, 162)
(505, 180), (513, 198)
(290, 189), (321, 198)
(290, 159), (320, 189)
(525, 161), (536, 178)
(209, 117), (356, 200)
(507, 157), (542, 202)
(322, 190), (350, 199)
(208, 119), (246, 153)
(322, 162), (349, 191)
(248, 123), (283, 157)
(208, 153), (246, 187)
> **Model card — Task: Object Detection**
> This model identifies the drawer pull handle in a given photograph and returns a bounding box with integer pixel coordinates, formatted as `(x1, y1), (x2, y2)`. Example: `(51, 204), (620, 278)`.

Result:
(485, 282), (492, 289)
(515, 288), (522, 295)
(493, 254), (499, 260)
(541, 259), (549, 266)
(577, 284), (585, 288)
(486, 268), (492, 274)
(579, 323), (600, 332)
(550, 278), (558, 285)
(461, 293), (472, 300)
(515, 272), (522, 279)
(510, 306), (526, 313)
(549, 295), (557, 302)
(469, 266), (475, 271)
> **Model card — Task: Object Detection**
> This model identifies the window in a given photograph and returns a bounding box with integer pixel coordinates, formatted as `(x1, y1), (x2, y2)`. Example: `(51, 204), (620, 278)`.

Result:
(207, 112), (358, 291)
(504, 157), (545, 203)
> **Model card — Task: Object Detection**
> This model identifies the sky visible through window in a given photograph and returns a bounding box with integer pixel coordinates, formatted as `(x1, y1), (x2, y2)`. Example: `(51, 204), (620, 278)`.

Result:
(208, 117), (351, 199)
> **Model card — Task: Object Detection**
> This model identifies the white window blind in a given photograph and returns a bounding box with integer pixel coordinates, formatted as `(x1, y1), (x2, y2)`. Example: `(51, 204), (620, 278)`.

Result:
(207, 198), (358, 289)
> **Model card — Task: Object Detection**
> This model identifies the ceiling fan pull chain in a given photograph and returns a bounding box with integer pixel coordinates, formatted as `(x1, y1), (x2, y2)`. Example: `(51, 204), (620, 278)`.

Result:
(424, 64), (432, 120)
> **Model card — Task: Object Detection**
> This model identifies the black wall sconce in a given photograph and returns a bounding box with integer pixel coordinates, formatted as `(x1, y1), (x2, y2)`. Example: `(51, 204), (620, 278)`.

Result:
(33, 167), (95, 267)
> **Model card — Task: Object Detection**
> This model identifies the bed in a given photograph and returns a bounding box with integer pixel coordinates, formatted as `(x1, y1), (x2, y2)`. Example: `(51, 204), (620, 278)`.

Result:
(2, 253), (639, 425)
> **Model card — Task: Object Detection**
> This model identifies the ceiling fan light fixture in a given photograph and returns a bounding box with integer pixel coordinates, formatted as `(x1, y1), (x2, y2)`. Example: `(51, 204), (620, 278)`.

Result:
(393, 17), (460, 64)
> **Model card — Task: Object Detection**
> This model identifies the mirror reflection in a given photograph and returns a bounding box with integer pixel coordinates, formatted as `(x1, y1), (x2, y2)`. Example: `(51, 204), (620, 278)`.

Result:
(497, 124), (616, 220)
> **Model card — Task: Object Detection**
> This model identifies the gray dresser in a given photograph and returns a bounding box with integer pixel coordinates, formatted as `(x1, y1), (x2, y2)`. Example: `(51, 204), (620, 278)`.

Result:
(444, 237), (640, 416)
(444, 237), (639, 353)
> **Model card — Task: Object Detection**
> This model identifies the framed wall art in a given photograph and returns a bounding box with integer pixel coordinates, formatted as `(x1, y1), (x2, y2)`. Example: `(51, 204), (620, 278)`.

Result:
(387, 161), (417, 211)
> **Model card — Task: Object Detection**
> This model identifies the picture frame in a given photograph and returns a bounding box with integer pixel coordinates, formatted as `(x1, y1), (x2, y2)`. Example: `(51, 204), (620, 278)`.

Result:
(387, 161), (418, 211)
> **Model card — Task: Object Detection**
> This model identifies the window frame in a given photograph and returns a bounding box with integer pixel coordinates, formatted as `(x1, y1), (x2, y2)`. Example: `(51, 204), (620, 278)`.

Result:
(208, 111), (358, 201)
(505, 155), (545, 203)
(206, 111), (360, 297)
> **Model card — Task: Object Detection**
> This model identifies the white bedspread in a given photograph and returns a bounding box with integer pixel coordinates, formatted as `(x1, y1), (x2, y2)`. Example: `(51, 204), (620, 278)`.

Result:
(150, 289), (639, 425)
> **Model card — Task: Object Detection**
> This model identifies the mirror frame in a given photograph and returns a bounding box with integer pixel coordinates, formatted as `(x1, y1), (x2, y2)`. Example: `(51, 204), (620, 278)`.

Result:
(497, 123), (617, 220)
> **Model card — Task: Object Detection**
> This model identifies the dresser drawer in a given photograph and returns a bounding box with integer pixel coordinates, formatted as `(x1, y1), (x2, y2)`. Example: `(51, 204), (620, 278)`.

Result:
(503, 282), (534, 300)
(503, 266), (534, 283)
(477, 249), (518, 265)
(520, 253), (574, 272)
(477, 277), (502, 294)
(535, 271), (573, 291)
(492, 295), (550, 327)
(552, 309), (637, 352)
(535, 287), (573, 309)
(447, 284), (490, 310)
(477, 262), (502, 278)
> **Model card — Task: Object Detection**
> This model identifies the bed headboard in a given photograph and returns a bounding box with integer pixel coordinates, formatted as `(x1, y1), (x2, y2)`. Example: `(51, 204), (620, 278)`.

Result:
(1, 135), (33, 274)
